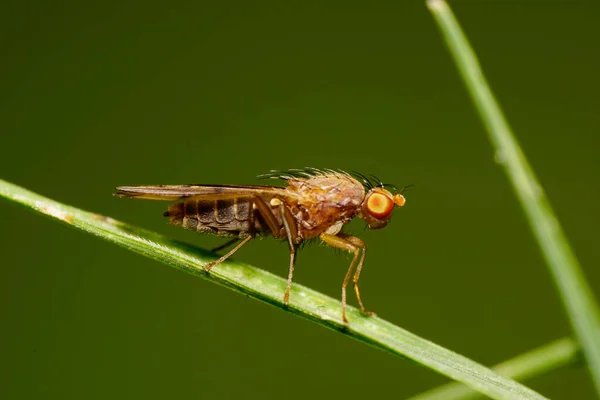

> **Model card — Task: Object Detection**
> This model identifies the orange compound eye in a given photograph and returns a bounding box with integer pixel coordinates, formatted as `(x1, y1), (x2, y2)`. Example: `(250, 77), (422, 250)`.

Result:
(366, 192), (394, 219)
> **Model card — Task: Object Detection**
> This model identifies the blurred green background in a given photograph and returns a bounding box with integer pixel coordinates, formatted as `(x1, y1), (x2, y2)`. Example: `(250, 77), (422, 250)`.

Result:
(1, 1), (599, 399)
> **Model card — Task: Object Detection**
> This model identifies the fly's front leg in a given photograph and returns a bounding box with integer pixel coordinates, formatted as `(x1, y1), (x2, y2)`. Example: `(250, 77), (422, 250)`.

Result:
(320, 233), (371, 324)
(339, 234), (374, 317)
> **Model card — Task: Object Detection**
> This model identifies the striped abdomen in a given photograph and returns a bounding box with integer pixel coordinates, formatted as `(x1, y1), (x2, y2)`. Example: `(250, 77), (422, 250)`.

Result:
(164, 197), (280, 238)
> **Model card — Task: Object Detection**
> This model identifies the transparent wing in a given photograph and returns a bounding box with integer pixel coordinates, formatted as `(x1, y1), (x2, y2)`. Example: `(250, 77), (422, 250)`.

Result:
(114, 184), (288, 201)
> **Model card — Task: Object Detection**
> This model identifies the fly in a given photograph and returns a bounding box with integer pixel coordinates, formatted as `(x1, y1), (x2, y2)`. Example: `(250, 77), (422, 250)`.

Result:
(115, 168), (409, 324)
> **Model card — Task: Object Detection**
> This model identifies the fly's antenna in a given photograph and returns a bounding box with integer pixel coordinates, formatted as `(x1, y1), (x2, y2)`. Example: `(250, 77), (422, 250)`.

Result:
(399, 184), (415, 195)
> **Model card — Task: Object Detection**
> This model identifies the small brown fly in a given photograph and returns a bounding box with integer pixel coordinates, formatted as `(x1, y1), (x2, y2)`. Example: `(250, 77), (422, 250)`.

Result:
(115, 168), (409, 323)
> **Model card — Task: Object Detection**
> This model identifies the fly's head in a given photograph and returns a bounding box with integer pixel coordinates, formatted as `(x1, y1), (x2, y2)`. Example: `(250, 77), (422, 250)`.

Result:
(358, 187), (406, 229)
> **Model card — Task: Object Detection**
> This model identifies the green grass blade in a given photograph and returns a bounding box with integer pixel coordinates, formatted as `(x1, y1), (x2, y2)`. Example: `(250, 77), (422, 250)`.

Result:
(0, 178), (547, 400)
(427, 0), (600, 395)
(409, 337), (580, 400)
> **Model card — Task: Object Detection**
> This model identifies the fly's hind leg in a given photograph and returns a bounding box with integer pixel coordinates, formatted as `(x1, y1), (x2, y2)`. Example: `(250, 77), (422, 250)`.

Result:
(211, 238), (239, 253)
(206, 195), (279, 272)
(205, 235), (252, 271)
(320, 233), (373, 324)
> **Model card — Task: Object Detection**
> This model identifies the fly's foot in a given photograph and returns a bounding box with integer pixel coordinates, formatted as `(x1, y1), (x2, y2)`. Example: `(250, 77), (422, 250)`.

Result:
(282, 292), (291, 308)
(360, 309), (376, 317)
(342, 313), (349, 325)
(204, 261), (217, 272)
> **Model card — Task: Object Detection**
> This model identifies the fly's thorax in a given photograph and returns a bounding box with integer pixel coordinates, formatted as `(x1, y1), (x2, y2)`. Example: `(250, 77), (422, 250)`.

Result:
(292, 174), (365, 209)
(285, 173), (365, 239)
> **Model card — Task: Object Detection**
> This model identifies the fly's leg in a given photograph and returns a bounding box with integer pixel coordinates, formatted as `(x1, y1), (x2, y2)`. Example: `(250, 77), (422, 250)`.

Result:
(339, 234), (374, 317)
(206, 196), (281, 271)
(211, 238), (239, 253)
(283, 249), (296, 304)
(280, 205), (299, 304)
(251, 196), (281, 235)
(205, 235), (252, 271)
(319, 233), (369, 324)
(251, 197), (299, 305)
